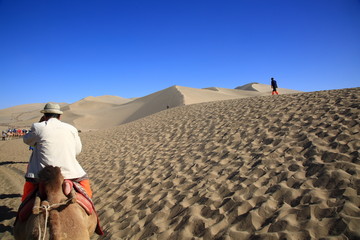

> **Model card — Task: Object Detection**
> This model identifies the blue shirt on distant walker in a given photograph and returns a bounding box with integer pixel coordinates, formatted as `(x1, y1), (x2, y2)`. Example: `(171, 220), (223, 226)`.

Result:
(271, 78), (279, 95)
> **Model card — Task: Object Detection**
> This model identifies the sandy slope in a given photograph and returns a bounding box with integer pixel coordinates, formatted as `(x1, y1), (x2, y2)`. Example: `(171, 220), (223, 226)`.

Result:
(0, 87), (358, 239)
(0, 103), (68, 131)
(236, 83), (300, 94)
(82, 95), (131, 104)
(0, 84), (301, 132)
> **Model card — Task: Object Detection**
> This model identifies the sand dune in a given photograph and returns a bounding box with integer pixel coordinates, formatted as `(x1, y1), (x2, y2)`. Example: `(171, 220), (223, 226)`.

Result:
(0, 103), (68, 131)
(236, 82), (301, 94)
(0, 87), (358, 239)
(0, 83), (301, 131)
(82, 95), (132, 104)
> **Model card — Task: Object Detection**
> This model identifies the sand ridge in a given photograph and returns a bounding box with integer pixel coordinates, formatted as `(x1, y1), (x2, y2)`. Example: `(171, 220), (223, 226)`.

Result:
(0, 88), (358, 239)
(0, 83), (301, 132)
(235, 83), (300, 94)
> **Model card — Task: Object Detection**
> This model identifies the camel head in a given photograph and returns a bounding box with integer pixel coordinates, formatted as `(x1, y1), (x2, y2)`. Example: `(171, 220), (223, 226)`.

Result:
(38, 166), (64, 198)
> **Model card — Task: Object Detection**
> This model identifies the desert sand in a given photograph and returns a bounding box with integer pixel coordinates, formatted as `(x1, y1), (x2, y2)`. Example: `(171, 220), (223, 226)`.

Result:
(0, 84), (301, 132)
(0, 86), (359, 239)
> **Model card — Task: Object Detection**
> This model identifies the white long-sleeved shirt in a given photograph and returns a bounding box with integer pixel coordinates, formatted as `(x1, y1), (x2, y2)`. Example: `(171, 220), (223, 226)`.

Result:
(23, 118), (86, 180)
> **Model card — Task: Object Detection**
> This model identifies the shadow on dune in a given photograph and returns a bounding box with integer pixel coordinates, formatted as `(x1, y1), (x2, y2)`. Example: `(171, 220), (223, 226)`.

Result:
(0, 161), (28, 166)
(0, 205), (17, 234)
(0, 194), (22, 200)
(0, 223), (13, 235)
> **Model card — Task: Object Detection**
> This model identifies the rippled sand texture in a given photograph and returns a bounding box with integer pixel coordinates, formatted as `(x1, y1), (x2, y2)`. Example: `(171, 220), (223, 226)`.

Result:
(79, 88), (359, 239)
(0, 88), (359, 240)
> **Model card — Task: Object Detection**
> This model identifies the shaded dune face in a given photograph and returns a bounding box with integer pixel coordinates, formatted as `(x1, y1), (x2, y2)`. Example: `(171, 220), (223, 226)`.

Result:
(78, 88), (360, 240)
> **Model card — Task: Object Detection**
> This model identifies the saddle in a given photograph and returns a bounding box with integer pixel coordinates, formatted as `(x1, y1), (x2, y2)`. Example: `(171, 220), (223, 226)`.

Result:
(16, 180), (103, 235)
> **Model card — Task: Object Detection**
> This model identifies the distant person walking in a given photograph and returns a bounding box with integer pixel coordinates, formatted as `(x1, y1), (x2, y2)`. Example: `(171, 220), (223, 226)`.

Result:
(271, 77), (279, 95)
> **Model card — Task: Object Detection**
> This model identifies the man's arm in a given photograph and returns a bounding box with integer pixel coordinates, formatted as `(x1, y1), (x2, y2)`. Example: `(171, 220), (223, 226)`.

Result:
(74, 131), (82, 155)
(23, 124), (38, 146)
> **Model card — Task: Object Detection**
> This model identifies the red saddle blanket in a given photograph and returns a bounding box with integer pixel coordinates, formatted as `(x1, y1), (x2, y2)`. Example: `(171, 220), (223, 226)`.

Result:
(16, 180), (103, 235)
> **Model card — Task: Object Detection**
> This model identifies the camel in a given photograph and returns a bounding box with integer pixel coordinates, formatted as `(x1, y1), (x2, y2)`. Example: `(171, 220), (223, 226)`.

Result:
(14, 166), (98, 240)
(5, 131), (13, 140)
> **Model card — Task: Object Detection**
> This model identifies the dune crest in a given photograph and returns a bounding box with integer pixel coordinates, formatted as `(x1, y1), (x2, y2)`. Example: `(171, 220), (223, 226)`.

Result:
(236, 82), (300, 94)
(82, 95), (131, 104)
(235, 82), (261, 91)
(1, 84), (301, 131)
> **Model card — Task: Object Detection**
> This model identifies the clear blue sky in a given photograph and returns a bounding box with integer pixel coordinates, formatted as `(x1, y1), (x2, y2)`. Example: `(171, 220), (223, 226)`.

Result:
(0, 0), (359, 109)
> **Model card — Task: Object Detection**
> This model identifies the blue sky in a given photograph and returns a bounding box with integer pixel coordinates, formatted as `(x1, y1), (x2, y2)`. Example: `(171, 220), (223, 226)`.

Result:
(0, 0), (359, 109)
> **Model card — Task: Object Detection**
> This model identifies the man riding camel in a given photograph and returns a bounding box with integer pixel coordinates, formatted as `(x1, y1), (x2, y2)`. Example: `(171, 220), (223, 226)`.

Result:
(22, 103), (92, 201)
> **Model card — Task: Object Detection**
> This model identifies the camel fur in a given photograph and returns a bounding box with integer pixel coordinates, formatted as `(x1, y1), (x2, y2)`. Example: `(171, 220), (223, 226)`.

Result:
(14, 166), (97, 240)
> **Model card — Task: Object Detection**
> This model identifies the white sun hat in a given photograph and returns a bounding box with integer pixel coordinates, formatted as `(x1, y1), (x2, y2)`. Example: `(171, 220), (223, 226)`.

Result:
(40, 103), (63, 114)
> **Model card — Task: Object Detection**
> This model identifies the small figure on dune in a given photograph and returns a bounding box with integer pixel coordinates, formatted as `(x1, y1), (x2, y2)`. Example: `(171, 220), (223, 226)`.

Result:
(2, 131), (6, 141)
(271, 77), (279, 95)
